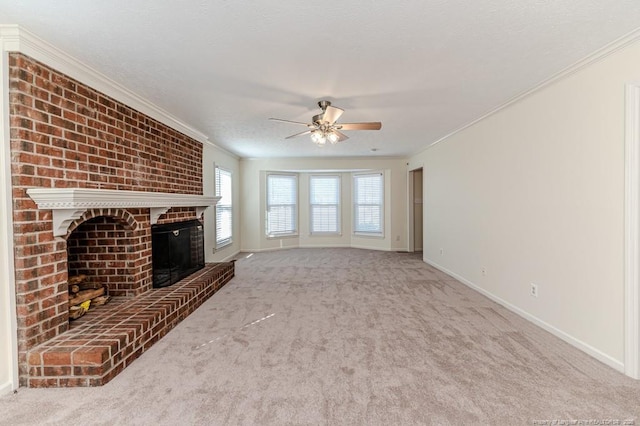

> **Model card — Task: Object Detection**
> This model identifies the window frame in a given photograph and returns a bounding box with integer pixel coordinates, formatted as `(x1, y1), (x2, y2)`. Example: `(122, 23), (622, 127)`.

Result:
(309, 174), (341, 236)
(214, 165), (233, 249)
(266, 173), (299, 237)
(352, 172), (384, 237)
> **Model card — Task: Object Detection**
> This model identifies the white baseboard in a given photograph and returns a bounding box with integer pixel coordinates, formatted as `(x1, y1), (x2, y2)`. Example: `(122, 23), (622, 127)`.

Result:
(0, 379), (15, 395)
(343, 244), (390, 251)
(238, 246), (297, 254)
(217, 250), (241, 262)
(299, 243), (351, 249)
(350, 244), (411, 252)
(425, 258), (625, 373)
(241, 244), (400, 253)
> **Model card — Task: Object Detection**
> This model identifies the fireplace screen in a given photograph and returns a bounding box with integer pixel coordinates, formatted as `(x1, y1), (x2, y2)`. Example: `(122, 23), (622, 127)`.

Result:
(151, 219), (205, 288)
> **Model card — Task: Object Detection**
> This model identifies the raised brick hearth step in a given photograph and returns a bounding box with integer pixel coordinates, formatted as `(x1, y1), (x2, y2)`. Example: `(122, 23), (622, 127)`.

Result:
(26, 262), (234, 387)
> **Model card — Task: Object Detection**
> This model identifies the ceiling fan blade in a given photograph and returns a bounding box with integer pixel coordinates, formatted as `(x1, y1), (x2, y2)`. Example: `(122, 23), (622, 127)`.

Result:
(322, 106), (344, 125)
(334, 130), (349, 142)
(338, 122), (382, 131)
(269, 118), (311, 126)
(285, 130), (314, 139)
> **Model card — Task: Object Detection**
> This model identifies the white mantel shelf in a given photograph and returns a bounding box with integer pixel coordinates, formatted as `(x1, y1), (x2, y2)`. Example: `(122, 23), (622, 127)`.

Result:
(27, 188), (220, 236)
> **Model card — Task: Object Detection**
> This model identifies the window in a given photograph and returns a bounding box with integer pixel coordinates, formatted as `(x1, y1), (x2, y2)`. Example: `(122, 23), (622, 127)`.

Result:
(353, 173), (384, 236)
(215, 166), (232, 247)
(266, 174), (298, 236)
(310, 175), (340, 234)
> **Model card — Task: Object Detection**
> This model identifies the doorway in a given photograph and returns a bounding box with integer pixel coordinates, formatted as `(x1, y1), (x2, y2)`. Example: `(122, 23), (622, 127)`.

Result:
(408, 167), (423, 253)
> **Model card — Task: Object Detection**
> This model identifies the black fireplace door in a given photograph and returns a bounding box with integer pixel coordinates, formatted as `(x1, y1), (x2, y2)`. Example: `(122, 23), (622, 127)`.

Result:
(151, 220), (204, 288)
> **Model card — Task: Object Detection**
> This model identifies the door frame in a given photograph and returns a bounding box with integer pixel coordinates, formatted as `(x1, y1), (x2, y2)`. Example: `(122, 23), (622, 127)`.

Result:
(625, 82), (640, 379)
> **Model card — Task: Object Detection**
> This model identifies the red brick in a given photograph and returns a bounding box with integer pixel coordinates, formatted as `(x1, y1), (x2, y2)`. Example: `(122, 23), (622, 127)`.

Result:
(42, 350), (71, 366)
(72, 348), (109, 365)
(27, 351), (42, 365)
(29, 378), (59, 388)
(43, 366), (72, 376)
(59, 378), (90, 387)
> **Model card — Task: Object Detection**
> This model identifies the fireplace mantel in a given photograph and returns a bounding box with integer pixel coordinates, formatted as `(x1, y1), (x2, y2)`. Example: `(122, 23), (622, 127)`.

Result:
(27, 188), (220, 236)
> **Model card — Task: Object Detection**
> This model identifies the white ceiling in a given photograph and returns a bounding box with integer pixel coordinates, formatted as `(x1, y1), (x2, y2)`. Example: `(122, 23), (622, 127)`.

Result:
(1, 1), (639, 159)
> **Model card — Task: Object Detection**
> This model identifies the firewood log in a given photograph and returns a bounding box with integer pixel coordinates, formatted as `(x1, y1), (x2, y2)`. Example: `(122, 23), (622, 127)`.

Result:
(69, 284), (80, 294)
(91, 295), (111, 306)
(69, 287), (105, 306)
(77, 281), (104, 291)
(69, 305), (86, 320)
(68, 274), (87, 285)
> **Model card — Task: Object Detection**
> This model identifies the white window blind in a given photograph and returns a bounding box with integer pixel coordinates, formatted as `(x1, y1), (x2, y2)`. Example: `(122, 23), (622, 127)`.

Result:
(267, 174), (298, 236)
(215, 166), (232, 247)
(310, 175), (340, 234)
(353, 173), (383, 235)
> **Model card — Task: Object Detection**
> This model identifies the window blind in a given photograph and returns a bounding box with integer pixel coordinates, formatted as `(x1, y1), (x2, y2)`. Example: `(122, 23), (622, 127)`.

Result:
(310, 175), (340, 234)
(267, 174), (297, 236)
(353, 173), (383, 235)
(215, 166), (232, 247)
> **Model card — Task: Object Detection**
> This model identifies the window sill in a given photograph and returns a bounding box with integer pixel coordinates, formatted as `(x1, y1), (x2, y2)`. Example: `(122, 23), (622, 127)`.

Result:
(215, 240), (232, 250)
(353, 232), (384, 239)
(266, 233), (299, 239)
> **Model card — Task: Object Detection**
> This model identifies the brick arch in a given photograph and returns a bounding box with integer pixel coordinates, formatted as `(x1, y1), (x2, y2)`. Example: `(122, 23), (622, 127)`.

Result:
(65, 208), (152, 297)
(66, 208), (138, 237)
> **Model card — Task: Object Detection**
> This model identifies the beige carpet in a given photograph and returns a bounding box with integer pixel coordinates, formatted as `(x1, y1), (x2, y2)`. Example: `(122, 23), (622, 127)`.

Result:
(2, 248), (640, 425)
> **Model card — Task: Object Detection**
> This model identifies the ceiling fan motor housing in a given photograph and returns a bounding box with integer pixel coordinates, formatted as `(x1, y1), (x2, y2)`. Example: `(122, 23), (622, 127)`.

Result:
(318, 100), (331, 111)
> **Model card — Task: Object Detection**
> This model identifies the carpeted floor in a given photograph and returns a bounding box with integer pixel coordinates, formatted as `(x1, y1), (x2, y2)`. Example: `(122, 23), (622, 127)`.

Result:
(2, 247), (640, 425)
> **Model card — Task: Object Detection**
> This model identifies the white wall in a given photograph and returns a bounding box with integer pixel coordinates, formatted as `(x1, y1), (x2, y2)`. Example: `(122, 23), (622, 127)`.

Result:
(409, 38), (640, 369)
(240, 157), (408, 252)
(202, 142), (241, 262)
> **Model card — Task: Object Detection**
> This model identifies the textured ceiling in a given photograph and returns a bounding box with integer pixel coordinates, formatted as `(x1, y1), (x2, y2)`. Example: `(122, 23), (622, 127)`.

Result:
(1, 1), (640, 158)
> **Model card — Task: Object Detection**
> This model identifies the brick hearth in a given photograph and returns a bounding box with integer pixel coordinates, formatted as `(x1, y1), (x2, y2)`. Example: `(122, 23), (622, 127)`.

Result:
(27, 262), (234, 387)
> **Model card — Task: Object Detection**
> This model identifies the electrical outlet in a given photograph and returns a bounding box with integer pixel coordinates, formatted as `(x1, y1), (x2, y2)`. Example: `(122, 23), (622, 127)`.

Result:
(439, 248), (443, 255)
(530, 283), (538, 298)
(481, 267), (486, 276)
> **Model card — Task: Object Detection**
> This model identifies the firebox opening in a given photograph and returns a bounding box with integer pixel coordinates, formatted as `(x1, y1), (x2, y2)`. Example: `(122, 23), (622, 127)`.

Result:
(151, 219), (204, 288)
(67, 215), (134, 299)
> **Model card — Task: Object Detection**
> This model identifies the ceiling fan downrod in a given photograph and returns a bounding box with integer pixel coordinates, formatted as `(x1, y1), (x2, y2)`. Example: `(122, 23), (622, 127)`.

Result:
(318, 100), (331, 111)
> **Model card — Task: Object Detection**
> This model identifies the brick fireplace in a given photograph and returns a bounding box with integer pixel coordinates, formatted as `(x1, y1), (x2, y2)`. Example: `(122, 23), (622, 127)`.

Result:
(8, 52), (234, 387)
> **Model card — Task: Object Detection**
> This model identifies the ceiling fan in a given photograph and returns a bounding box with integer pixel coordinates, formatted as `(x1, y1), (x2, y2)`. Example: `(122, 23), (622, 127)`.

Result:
(269, 100), (382, 145)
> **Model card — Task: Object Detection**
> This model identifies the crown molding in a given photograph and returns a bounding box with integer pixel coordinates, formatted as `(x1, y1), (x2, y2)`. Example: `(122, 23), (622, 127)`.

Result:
(0, 24), (209, 144)
(417, 25), (640, 154)
(27, 188), (220, 236)
(202, 138), (241, 160)
(240, 155), (407, 162)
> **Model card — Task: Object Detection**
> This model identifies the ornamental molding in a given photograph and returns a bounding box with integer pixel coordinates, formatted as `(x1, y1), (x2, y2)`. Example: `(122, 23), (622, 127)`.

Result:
(27, 188), (220, 236)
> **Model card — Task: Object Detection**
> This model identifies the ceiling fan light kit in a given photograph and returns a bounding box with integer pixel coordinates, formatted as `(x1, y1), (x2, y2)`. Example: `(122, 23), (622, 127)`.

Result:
(310, 130), (339, 145)
(270, 100), (382, 147)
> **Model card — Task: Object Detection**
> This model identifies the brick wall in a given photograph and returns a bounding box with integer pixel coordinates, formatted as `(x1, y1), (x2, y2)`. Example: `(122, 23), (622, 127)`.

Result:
(9, 53), (204, 384)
